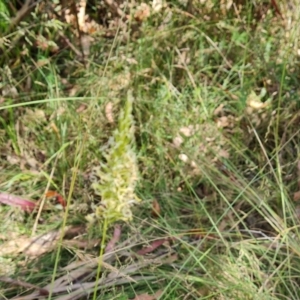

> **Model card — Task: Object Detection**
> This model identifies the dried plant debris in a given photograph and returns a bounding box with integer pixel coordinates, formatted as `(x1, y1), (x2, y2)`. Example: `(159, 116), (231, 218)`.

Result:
(0, 224), (96, 280)
(10, 234), (177, 300)
(173, 122), (230, 178)
(0, 192), (38, 212)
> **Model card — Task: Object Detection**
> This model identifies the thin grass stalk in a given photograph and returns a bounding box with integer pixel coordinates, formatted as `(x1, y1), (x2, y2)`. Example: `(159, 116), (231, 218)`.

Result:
(48, 140), (83, 300)
(92, 218), (108, 300)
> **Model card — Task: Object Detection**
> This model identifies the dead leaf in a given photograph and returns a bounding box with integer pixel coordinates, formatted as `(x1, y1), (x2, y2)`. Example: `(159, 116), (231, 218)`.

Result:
(76, 104), (87, 113)
(172, 136), (183, 148)
(293, 191), (300, 201)
(151, 199), (161, 218)
(81, 35), (93, 57)
(6, 155), (20, 165)
(46, 191), (66, 209)
(0, 257), (16, 276)
(105, 225), (121, 253)
(0, 237), (29, 256)
(0, 193), (37, 212)
(23, 109), (46, 124)
(105, 102), (114, 123)
(216, 116), (230, 128)
(135, 3), (151, 22)
(63, 226), (86, 239)
(162, 253), (178, 264)
(55, 107), (66, 117)
(23, 230), (61, 257)
(132, 294), (155, 300)
(218, 148), (230, 158)
(7, 151), (41, 171)
(121, 55), (138, 65)
(214, 103), (225, 116)
(64, 239), (99, 249)
(190, 160), (197, 168)
(2, 85), (18, 98)
(220, 0), (233, 15)
(25, 156), (38, 169)
(178, 153), (188, 163)
(152, 0), (163, 12)
(0, 227), (79, 257)
(246, 91), (270, 110)
(179, 125), (199, 137)
(68, 85), (80, 97)
(132, 290), (163, 300)
(137, 239), (167, 255)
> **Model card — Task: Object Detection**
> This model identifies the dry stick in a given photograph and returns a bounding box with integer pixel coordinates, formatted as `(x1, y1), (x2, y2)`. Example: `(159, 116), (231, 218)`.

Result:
(7, 0), (43, 51)
(9, 0), (43, 31)
(45, 4), (84, 59)
(70, 0), (86, 66)
(270, 0), (284, 20)
(59, 33), (83, 58)
(9, 0), (32, 29)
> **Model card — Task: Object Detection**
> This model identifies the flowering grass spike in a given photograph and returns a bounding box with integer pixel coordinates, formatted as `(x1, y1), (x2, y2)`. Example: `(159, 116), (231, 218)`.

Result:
(91, 91), (139, 225)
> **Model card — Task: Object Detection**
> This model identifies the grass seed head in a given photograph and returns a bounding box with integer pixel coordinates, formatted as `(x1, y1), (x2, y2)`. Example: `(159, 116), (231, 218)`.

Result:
(91, 91), (139, 224)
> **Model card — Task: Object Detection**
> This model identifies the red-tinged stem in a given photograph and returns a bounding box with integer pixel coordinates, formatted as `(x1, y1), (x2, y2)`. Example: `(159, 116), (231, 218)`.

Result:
(270, 0), (283, 20)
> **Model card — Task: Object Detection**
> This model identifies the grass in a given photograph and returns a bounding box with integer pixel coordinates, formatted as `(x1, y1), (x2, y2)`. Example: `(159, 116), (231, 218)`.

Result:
(1, 0), (300, 299)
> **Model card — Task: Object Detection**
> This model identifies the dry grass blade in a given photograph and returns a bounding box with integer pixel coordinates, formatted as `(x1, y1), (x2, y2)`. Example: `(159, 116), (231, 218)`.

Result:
(54, 276), (157, 300)
(52, 256), (164, 300)
(62, 234), (140, 272)
(16, 262), (158, 300)
(12, 235), (171, 299)
(51, 251), (171, 299)
(0, 276), (49, 296)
